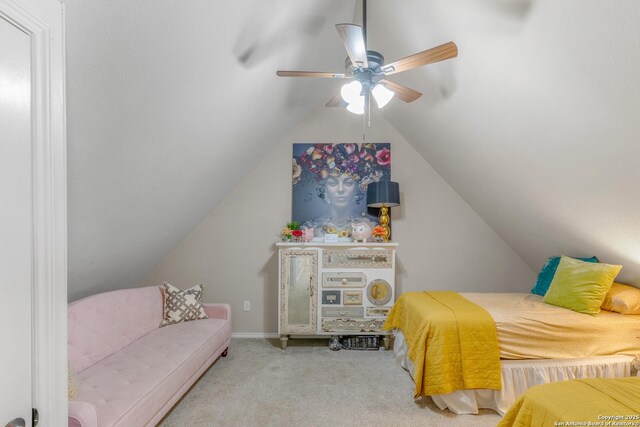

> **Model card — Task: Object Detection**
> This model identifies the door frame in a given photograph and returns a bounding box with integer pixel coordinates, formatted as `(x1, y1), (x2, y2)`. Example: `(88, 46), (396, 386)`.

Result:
(0, 0), (67, 425)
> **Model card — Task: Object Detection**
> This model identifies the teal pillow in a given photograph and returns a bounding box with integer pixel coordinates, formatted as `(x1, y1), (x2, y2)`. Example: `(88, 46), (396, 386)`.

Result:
(531, 256), (599, 296)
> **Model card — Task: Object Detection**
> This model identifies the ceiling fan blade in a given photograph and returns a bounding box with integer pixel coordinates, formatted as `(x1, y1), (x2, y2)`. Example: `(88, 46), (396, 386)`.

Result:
(335, 24), (368, 68)
(379, 79), (422, 103)
(276, 71), (347, 78)
(382, 41), (458, 75)
(325, 94), (348, 108)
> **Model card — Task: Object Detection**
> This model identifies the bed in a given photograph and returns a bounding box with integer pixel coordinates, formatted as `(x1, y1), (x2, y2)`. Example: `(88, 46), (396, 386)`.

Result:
(386, 291), (640, 415)
(497, 376), (640, 427)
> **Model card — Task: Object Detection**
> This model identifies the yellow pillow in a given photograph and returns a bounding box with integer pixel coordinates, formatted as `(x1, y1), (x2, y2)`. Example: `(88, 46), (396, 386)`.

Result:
(543, 256), (622, 315)
(601, 282), (640, 315)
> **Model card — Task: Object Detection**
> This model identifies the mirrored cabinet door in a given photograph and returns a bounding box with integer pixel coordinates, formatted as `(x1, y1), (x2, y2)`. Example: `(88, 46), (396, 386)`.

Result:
(280, 250), (318, 335)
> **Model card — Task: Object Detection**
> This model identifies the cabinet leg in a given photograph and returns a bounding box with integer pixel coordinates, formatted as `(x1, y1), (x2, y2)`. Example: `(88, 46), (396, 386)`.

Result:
(280, 335), (289, 350)
(383, 335), (391, 351)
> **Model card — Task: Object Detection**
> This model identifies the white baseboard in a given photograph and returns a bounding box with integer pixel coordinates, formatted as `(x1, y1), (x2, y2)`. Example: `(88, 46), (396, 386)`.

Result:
(231, 332), (280, 339)
(231, 333), (335, 340)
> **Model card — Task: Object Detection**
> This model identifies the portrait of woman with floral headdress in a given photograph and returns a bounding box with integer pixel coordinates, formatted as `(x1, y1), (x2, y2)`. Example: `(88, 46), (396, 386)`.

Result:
(292, 143), (391, 238)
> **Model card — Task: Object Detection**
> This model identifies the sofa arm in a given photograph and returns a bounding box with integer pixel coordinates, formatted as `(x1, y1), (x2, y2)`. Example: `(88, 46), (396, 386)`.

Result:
(204, 303), (231, 320)
(68, 401), (98, 427)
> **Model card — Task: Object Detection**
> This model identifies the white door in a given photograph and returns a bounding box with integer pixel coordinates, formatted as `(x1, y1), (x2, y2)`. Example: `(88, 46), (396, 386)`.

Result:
(0, 14), (33, 427)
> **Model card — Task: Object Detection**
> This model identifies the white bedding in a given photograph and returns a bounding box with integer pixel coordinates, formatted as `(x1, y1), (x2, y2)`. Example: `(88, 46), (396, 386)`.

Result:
(390, 292), (640, 415)
(462, 293), (640, 359)
(393, 330), (635, 415)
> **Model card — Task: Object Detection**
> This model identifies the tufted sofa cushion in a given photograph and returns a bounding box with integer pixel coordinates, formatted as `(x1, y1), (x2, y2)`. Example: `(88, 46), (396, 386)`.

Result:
(68, 287), (165, 373)
(73, 316), (230, 427)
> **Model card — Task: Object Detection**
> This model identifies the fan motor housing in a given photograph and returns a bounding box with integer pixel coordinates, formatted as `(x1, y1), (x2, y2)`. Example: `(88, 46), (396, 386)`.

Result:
(345, 50), (385, 75)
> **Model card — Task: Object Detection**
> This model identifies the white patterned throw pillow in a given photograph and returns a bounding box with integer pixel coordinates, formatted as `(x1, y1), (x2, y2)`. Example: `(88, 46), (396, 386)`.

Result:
(160, 282), (208, 327)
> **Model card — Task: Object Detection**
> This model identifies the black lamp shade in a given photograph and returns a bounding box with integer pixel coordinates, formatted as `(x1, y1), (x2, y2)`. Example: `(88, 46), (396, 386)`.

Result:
(367, 181), (400, 208)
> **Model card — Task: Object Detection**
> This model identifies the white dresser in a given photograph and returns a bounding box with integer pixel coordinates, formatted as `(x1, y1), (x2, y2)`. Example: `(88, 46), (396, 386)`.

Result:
(277, 242), (398, 350)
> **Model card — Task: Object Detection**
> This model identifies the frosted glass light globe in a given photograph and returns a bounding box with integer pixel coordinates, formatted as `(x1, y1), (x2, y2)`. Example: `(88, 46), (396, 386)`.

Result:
(346, 96), (365, 115)
(372, 83), (394, 108)
(341, 80), (363, 105)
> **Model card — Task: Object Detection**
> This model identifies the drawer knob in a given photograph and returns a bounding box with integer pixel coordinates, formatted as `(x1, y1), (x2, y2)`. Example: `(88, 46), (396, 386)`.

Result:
(341, 278), (348, 284)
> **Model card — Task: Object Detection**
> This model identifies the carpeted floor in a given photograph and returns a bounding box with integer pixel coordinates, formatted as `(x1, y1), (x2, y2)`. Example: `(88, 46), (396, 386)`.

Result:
(160, 338), (502, 426)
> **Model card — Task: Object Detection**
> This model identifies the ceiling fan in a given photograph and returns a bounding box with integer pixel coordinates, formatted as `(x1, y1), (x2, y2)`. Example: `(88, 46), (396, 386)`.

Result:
(276, 0), (458, 115)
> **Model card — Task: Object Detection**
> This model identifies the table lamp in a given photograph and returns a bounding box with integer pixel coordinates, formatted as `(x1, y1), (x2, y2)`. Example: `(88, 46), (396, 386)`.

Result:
(366, 181), (400, 242)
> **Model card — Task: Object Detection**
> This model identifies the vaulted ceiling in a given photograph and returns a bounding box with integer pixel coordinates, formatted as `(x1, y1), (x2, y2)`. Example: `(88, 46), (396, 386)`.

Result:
(366, 0), (640, 284)
(66, 0), (640, 299)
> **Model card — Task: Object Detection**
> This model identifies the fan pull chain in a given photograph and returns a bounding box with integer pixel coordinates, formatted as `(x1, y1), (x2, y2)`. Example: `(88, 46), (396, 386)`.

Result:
(367, 91), (371, 128)
(362, 114), (366, 141)
(362, 90), (371, 141)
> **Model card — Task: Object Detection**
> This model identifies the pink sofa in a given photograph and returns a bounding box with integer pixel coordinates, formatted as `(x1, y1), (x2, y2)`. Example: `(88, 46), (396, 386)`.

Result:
(67, 286), (231, 427)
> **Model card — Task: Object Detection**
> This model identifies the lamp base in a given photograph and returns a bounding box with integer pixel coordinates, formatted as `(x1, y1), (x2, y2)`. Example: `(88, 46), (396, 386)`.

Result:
(378, 205), (391, 242)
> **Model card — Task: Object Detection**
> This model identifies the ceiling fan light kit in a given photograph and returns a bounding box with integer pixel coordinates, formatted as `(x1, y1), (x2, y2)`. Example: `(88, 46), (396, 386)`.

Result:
(371, 83), (394, 108)
(340, 80), (362, 105)
(347, 100), (365, 115)
(339, 50), (395, 113)
(341, 81), (365, 114)
(276, 0), (458, 117)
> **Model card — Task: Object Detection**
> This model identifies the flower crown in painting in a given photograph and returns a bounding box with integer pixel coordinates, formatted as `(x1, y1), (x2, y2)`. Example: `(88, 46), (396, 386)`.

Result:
(294, 143), (390, 191)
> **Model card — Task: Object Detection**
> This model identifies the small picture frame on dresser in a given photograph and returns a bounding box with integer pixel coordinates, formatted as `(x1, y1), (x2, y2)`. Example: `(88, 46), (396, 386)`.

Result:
(343, 290), (363, 305)
(322, 290), (341, 305)
(323, 233), (338, 243)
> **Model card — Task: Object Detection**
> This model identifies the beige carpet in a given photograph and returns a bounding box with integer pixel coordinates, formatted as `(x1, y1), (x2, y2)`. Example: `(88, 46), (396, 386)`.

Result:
(160, 338), (502, 427)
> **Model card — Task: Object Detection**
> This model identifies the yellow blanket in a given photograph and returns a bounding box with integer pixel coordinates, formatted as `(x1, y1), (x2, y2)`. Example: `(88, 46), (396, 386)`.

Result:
(498, 377), (640, 427)
(383, 291), (501, 397)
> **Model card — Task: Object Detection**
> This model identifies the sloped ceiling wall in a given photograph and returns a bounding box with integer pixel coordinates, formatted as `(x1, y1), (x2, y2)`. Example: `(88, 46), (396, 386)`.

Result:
(66, 0), (357, 300)
(366, 0), (640, 283)
(67, 0), (640, 300)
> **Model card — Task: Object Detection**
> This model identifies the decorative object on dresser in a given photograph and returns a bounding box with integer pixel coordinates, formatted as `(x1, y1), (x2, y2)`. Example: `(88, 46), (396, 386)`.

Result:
(324, 233), (338, 243)
(351, 221), (372, 242)
(281, 221), (301, 241)
(371, 225), (387, 241)
(366, 181), (400, 242)
(277, 241), (397, 351)
(301, 227), (315, 242)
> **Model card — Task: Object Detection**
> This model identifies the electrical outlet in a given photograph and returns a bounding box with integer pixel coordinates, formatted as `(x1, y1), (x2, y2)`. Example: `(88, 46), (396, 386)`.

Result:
(243, 300), (250, 312)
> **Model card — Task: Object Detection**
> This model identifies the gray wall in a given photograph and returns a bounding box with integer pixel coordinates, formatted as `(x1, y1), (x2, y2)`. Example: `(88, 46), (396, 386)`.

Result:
(143, 106), (535, 333)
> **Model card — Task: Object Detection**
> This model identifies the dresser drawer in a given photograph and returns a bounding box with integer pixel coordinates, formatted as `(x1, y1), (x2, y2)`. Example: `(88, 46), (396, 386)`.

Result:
(322, 272), (366, 288)
(322, 249), (393, 269)
(322, 307), (364, 317)
(321, 317), (385, 333)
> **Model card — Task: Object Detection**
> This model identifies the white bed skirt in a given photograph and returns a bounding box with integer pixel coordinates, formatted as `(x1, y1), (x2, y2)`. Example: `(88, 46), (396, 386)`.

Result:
(393, 330), (635, 416)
